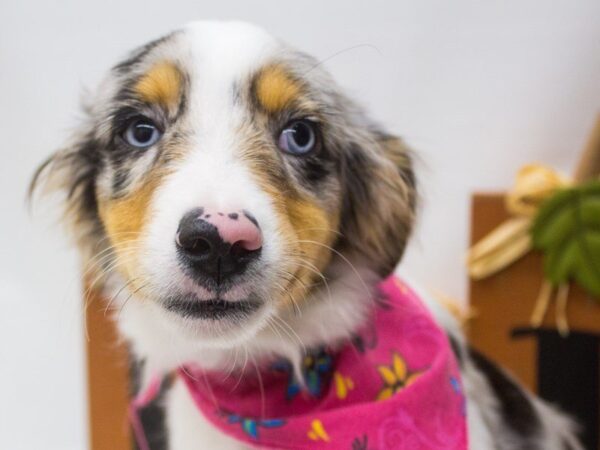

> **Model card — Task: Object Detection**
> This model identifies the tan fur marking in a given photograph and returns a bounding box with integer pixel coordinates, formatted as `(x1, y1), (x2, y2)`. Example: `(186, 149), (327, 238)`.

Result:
(255, 65), (301, 112)
(286, 197), (338, 301)
(239, 125), (340, 308)
(98, 174), (163, 279)
(264, 184), (340, 307)
(134, 62), (182, 107)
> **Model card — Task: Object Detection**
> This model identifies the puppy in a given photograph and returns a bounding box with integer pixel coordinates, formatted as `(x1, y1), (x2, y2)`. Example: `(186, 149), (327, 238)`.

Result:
(32, 21), (582, 450)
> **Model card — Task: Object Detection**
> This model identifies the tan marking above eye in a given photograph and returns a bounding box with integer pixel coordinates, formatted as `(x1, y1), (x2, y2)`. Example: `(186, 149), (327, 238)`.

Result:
(255, 65), (301, 113)
(134, 61), (183, 107)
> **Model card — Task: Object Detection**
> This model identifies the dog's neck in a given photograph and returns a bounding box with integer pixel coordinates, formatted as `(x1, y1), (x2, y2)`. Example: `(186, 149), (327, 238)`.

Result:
(111, 257), (381, 387)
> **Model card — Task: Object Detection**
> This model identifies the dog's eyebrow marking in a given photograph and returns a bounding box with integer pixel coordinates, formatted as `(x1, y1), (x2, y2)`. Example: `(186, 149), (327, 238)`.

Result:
(134, 61), (183, 107)
(254, 65), (301, 112)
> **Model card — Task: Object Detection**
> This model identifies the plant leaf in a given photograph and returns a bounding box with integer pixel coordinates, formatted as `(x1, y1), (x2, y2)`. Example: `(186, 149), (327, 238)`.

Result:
(531, 180), (600, 299)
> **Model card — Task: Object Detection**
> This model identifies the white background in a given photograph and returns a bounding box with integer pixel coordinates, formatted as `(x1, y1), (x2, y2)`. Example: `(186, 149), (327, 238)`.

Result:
(1, 1), (599, 449)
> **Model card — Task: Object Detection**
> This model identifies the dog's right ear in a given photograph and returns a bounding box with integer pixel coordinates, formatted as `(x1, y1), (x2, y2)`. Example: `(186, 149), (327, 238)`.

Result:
(337, 131), (417, 277)
(29, 130), (104, 259)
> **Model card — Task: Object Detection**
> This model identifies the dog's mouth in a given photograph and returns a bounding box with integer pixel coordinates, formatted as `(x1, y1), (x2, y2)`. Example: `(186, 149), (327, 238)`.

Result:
(164, 294), (262, 320)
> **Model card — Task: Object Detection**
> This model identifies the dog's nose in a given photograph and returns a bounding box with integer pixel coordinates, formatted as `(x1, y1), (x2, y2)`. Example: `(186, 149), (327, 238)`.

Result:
(176, 207), (262, 286)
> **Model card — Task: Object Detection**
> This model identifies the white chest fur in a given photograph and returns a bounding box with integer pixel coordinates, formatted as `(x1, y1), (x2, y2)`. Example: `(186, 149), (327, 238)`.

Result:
(167, 378), (250, 450)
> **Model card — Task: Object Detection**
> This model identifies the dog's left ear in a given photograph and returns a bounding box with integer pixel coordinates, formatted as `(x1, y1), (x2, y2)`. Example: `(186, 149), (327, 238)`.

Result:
(338, 131), (417, 276)
(29, 127), (104, 263)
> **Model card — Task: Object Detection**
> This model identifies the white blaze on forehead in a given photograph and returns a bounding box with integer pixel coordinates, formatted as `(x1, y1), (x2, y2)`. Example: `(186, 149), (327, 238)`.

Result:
(139, 21), (283, 302)
(183, 20), (279, 123)
(165, 20), (282, 214)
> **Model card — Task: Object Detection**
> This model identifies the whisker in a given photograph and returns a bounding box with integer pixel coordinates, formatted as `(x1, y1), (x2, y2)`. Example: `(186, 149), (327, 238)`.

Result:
(117, 280), (151, 320)
(82, 257), (134, 341)
(304, 43), (383, 75)
(222, 345), (240, 382)
(271, 314), (306, 355)
(296, 239), (372, 300)
(285, 256), (334, 308)
(86, 233), (142, 264)
(271, 277), (303, 317)
(104, 276), (141, 316)
(82, 247), (141, 306)
(265, 316), (285, 344)
(231, 346), (249, 393)
(82, 244), (143, 282)
(249, 352), (266, 419)
(93, 231), (142, 250)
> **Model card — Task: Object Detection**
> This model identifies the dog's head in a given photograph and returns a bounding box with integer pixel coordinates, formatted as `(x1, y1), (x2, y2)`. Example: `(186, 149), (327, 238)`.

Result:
(32, 21), (416, 357)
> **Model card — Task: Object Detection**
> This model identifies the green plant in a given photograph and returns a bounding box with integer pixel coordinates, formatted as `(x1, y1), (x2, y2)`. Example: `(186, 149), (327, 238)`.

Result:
(531, 180), (600, 298)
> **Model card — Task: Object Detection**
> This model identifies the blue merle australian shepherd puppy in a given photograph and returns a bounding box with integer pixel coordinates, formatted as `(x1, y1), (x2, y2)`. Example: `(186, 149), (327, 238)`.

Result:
(31, 21), (582, 450)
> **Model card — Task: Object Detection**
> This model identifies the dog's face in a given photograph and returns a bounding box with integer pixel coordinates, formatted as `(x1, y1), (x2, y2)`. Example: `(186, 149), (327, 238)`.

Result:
(33, 21), (415, 348)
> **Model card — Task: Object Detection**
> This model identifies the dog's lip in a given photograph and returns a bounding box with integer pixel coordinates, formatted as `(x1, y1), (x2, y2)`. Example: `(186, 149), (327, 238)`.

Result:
(163, 294), (261, 320)
(179, 277), (252, 301)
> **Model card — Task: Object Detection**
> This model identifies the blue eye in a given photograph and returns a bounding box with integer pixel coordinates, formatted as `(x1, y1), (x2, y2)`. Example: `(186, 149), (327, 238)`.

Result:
(278, 120), (317, 155)
(123, 118), (161, 148)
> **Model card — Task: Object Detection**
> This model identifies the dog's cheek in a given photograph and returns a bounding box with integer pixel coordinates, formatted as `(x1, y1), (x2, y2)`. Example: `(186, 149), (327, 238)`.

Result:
(289, 197), (338, 272)
(238, 131), (340, 306)
(279, 194), (339, 306)
(97, 173), (164, 281)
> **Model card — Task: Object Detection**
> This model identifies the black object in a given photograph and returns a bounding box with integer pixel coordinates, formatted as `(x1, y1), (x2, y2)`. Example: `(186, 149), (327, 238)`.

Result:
(513, 327), (600, 450)
(130, 357), (169, 450)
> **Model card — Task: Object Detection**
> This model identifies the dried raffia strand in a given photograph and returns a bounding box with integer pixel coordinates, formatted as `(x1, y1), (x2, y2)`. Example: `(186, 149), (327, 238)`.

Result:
(530, 280), (553, 328)
(467, 217), (532, 279)
(430, 288), (475, 328)
(555, 284), (571, 337)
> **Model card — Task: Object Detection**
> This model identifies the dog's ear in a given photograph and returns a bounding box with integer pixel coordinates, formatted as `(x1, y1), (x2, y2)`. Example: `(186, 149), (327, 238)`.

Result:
(29, 130), (104, 260)
(338, 132), (417, 276)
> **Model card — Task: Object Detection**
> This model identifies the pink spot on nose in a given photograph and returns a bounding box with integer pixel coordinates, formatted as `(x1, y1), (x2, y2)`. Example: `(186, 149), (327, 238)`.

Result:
(201, 209), (262, 251)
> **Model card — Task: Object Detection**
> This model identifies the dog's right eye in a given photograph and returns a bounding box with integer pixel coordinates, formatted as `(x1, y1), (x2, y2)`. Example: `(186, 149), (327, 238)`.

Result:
(123, 118), (162, 148)
(277, 120), (318, 156)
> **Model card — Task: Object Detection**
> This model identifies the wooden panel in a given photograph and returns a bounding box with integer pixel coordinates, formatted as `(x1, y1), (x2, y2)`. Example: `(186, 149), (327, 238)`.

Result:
(468, 193), (539, 390)
(85, 287), (131, 450)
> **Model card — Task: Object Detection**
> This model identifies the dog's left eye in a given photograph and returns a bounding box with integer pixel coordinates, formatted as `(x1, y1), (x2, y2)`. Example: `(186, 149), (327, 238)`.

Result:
(123, 118), (162, 148)
(278, 120), (317, 155)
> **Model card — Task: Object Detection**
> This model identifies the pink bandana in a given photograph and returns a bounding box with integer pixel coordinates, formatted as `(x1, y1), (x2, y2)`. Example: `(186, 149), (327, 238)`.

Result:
(176, 277), (468, 449)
